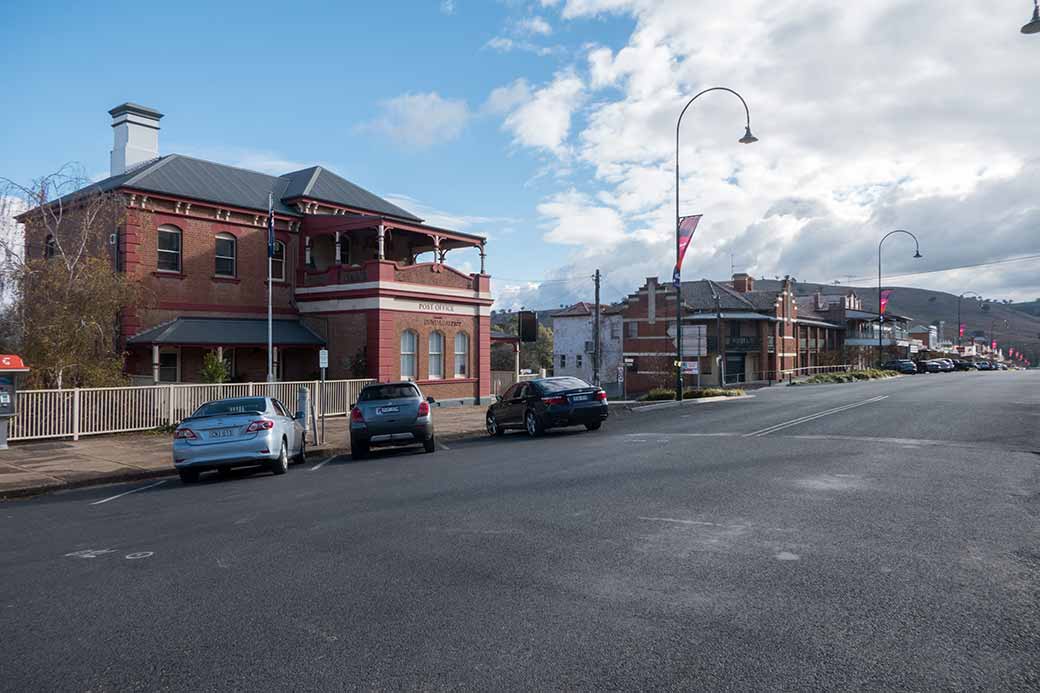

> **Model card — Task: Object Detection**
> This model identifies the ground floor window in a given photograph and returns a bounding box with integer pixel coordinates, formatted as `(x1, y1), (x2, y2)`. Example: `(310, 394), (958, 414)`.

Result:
(401, 330), (417, 380)
(454, 332), (469, 377)
(158, 350), (179, 383)
(428, 331), (444, 379)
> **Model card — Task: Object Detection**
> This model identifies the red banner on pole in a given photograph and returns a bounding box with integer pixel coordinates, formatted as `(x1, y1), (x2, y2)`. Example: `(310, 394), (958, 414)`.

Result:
(880, 290), (892, 315)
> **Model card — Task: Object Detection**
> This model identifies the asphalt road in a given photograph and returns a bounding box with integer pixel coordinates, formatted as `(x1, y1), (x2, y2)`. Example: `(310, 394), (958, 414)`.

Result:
(2, 371), (1038, 691)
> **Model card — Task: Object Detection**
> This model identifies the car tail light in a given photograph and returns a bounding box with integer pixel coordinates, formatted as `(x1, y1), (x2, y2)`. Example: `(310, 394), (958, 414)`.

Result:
(596, 390), (608, 401)
(174, 428), (197, 440)
(351, 407), (365, 423)
(542, 396), (568, 406)
(245, 419), (275, 432)
(417, 401), (430, 417)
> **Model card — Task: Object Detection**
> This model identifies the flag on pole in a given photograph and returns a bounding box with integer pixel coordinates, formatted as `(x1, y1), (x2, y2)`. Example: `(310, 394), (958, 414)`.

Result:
(879, 289), (892, 315)
(672, 214), (702, 288)
(267, 194), (276, 257)
(991, 339), (997, 350)
(959, 323), (965, 337)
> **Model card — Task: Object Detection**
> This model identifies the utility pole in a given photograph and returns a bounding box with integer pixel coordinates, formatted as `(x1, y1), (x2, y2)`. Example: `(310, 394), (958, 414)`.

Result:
(593, 269), (601, 386)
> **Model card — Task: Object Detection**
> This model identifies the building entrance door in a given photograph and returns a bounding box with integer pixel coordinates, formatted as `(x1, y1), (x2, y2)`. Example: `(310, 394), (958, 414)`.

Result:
(725, 354), (745, 385)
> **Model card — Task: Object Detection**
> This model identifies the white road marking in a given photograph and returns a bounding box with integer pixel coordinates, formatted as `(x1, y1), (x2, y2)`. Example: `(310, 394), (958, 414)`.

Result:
(309, 455), (338, 471)
(90, 480), (166, 506)
(743, 396), (889, 437)
(638, 517), (747, 529)
(65, 549), (116, 559)
(439, 441), (452, 451)
(775, 551), (800, 561)
(125, 552), (153, 560)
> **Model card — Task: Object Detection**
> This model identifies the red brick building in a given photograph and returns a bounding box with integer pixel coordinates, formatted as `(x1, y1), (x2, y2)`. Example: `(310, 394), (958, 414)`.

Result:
(23, 103), (493, 405)
(619, 273), (845, 391)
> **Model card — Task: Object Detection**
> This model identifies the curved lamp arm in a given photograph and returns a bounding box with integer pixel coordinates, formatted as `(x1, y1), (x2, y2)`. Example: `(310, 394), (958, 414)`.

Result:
(878, 229), (922, 257)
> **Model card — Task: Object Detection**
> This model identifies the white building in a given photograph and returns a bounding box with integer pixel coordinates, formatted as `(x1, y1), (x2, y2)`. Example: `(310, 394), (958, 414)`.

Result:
(551, 302), (624, 396)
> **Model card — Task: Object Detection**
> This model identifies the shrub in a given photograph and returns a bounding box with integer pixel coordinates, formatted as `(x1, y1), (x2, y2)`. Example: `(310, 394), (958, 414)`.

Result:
(682, 387), (746, 398)
(801, 368), (897, 385)
(643, 387), (677, 401)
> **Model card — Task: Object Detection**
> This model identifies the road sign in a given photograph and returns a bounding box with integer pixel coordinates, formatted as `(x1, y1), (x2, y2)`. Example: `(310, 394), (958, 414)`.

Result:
(623, 357), (634, 366)
(319, 349), (329, 369)
(667, 324), (707, 356)
(616, 366), (624, 382)
(681, 361), (700, 374)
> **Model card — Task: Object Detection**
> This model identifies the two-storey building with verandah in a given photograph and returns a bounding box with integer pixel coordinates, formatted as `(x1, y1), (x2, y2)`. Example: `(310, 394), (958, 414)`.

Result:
(19, 103), (494, 405)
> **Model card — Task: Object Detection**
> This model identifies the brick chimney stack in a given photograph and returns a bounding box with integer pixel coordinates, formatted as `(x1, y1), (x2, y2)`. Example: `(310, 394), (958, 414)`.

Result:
(732, 272), (754, 293)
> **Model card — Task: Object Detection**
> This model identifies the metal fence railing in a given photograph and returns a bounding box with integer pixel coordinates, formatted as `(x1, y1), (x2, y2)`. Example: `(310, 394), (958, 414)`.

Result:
(8, 379), (374, 442)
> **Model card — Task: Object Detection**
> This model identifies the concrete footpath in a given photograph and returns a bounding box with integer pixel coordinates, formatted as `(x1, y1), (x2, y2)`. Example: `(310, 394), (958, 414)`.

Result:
(0, 406), (493, 499)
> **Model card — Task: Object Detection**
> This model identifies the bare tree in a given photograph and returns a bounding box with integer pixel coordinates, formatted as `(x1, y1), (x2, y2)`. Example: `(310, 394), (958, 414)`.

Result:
(1, 165), (142, 388)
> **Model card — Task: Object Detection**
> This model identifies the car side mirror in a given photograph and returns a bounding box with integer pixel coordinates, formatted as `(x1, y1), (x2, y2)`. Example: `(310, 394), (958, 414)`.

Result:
(426, 396), (435, 404)
(495, 394), (502, 403)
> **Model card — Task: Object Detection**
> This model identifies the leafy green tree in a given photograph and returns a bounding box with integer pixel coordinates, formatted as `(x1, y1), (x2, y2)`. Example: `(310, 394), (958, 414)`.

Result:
(200, 351), (230, 383)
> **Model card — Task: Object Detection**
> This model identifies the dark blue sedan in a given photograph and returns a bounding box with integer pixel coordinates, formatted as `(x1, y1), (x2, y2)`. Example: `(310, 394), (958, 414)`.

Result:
(486, 377), (609, 438)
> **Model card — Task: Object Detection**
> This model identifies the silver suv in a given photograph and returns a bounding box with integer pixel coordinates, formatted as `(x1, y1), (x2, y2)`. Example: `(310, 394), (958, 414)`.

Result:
(349, 382), (435, 460)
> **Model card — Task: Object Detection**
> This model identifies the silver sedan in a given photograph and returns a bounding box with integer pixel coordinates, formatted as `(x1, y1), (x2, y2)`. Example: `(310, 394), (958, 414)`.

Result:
(172, 396), (306, 483)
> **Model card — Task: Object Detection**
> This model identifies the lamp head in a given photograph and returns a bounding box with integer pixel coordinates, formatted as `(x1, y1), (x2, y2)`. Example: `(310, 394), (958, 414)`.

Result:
(739, 126), (758, 144)
(913, 250), (922, 259)
(1023, 2), (1040, 33)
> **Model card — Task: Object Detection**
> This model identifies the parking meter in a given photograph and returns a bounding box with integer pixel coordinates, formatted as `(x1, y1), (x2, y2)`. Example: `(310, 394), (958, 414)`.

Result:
(0, 355), (29, 450)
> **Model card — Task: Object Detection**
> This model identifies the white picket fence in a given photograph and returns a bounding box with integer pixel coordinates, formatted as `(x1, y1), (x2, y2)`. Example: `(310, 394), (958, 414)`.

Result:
(10, 379), (374, 442)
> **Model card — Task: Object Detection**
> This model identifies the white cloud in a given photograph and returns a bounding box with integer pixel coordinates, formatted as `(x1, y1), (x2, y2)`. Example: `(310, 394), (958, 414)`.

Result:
(439, 0), (455, 15)
(482, 79), (532, 115)
(381, 193), (519, 235)
(359, 92), (470, 148)
(484, 36), (560, 57)
(516, 16), (553, 36)
(537, 189), (626, 246)
(494, 0), (1040, 306)
(499, 69), (585, 155)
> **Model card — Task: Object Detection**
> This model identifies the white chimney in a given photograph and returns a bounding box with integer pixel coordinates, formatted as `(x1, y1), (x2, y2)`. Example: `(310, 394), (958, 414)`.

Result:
(109, 103), (163, 176)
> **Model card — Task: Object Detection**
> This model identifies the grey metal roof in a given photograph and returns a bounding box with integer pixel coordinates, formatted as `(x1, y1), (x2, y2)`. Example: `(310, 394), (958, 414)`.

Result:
(280, 166), (421, 221)
(796, 318), (845, 329)
(680, 280), (756, 311)
(127, 317), (325, 346)
(685, 311), (775, 321)
(56, 154), (421, 221)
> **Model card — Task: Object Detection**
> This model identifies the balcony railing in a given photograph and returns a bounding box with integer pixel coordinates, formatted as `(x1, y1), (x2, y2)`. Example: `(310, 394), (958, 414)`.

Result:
(707, 336), (763, 353)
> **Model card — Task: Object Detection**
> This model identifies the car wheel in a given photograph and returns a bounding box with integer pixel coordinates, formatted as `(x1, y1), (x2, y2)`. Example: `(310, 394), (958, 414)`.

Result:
(487, 413), (504, 437)
(525, 410), (543, 438)
(294, 437), (307, 464)
(423, 436), (436, 453)
(271, 440), (289, 475)
(351, 439), (368, 460)
(178, 469), (199, 484)
(585, 421), (602, 431)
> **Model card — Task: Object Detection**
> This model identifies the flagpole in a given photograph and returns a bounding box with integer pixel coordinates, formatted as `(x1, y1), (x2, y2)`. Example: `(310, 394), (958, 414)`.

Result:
(267, 192), (274, 383)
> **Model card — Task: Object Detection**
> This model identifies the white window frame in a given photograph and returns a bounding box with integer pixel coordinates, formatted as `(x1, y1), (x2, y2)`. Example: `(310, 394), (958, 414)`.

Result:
(560, 354), (567, 368)
(158, 348), (180, 383)
(453, 332), (469, 378)
(428, 331), (444, 380)
(400, 330), (418, 380)
(215, 232), (237, 277)
(576, 354), (583, 369)
(157, 225), (181, 273)
(271, 240), (286, 282)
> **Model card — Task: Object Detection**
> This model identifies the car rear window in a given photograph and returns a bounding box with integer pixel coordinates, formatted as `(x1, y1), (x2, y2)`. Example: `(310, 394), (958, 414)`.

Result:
(536, 377), (592, 393)
(359, 384), (420, 401)
(192, 398), (267, 417)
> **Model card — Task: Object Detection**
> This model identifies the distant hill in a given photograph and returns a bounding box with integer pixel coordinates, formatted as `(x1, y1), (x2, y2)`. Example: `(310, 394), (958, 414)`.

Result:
(1008, 300), (1040, 318)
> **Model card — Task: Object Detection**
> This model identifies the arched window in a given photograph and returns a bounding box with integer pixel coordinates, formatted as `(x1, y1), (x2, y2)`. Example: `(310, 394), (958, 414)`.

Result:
(157, 225), (181, 272)
(400, 330), (418, 380)
(44, 234), (57, 259)
(272, 240), (286, 281)
(454, 332), (469, 378)
(215, 233), (236, 277)
(428, 331), (444, 379)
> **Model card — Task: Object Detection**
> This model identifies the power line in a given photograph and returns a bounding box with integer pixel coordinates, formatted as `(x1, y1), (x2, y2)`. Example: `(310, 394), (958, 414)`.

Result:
(837, 253), (1040, 285)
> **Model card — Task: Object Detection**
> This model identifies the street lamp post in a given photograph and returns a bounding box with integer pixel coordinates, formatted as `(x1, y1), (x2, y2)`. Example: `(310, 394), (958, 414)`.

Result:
(1023, 0), (1040, 33)
(675, 87), (757, 400)
(877, 230), (922, 367)
(956, 291), (982, 352)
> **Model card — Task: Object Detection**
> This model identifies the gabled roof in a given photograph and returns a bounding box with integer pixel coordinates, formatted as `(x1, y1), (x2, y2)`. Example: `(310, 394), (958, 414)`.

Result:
(680, 279), (758, 311)
(38, 154), (421, 221)
(127, 317), (325, 346)
(279, 166), (421, 221)
(551, 302), (624, 318)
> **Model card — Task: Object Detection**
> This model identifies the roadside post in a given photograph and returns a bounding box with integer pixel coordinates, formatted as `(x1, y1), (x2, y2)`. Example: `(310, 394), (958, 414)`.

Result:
(297, 385), (311, 444)
(318, 348), (329, 445)
(0, 355), (28, 450)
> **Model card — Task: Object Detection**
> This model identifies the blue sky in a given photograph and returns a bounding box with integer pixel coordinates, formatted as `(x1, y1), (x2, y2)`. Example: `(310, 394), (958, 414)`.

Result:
(3, 1), (1039, 308)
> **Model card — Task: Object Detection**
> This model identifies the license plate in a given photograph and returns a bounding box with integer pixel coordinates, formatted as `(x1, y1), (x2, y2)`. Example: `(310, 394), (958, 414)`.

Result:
(376, 406), (400, 415)
(209, 428), (235, 439)
(571, 395), (590, 402)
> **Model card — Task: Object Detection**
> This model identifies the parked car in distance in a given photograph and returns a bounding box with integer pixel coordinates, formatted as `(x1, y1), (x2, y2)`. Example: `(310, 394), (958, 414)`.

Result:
(952, 360), (976, 371)
(173, 396), (306, 483)
(934, 358), (955, 372)
(350, 382), (435, 460)
(882, 359), (917, 374)
(486, 376), (608, 438)
(975, 361), (992, 370)
(998, 362), (1009, 370)
(915, 360), (943, 373)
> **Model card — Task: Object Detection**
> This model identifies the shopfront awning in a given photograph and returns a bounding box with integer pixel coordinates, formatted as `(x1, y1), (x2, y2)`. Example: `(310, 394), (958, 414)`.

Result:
(127, 318), (326, 347)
